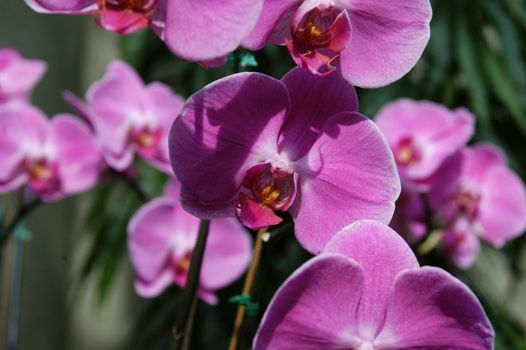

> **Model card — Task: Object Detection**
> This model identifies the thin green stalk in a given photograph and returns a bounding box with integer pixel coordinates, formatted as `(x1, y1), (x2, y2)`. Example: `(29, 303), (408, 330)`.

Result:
(172, 220), (210, 350)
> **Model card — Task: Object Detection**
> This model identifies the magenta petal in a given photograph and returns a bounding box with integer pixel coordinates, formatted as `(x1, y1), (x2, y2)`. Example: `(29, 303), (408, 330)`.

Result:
(254, 254), (364, 350)
(324, 221), (418, 337)
(376, 267), (494, 349)
(478, 165), (526, 247)
(50, 115), (102, 195)
(128, 198), (178, 295)
(291, 112), (400, 253)
(135, 269), (173, 298)
(340, 0), (431, 87)
(235, 194), (284, 230)
(243, 0), (301, 49)
(0, 49), (47, 102)
(278, 67), (358, 159)
(200, 218), (252, 290)
(25, 0), (96, 13)
(170, 73), (290, 218)
(442, 219), (481, 269)
(164, 0), (263, 61)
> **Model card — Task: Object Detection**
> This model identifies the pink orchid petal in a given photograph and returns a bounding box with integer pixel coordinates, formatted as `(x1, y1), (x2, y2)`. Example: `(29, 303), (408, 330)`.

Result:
(163, 178), (182, 199)
(278, 67), (357, 160)
(340, 0), (431, 87)
(478, 165), (526, 247)
(324, 220), (419, 337)
(235, 194), (284, 230)
(253, 254), (364, 350)
(200, 218), (252, 290)
(164, 0), (263, 61)
(95, 6), (150, 34)
(376, 267), (494, 349)
(291, 112), (400, 253)
(128, 198), (179, 287)
(442, 218), (481, 269)
(50, 115), (102, 194)
(243, 0), (301, 49)
(24, 0), (96, 13)
(135, 269), (173, 298)
(0, 49), (47, 102)
(170, 73), (290, 218)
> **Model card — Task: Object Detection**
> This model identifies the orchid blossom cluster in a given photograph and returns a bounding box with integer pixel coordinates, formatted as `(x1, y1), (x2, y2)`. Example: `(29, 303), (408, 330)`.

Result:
(376, 99), (526, 269)
(3, 0), (524, 348)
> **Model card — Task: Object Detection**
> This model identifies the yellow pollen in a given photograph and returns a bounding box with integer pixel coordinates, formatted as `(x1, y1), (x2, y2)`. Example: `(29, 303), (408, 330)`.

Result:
(30, 164), (50, 180)
(305, 21), (322, 39)
(398, 147), (414, 165)
(175, 256), (191, 275)
(261, 185), (281, 206)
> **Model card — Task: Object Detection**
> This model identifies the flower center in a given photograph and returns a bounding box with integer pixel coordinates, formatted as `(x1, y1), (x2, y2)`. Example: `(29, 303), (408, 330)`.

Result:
(95, 0), (157, 34)
(25, 157), (60, 194)
(131, 126), (162, 152)
(174, 252), (192, 277)
(451, 185), (480, 219)
(235, 163), (297, 230)
(395, 137), (421, 166)
(286, 5), (351, 75)
(97, 0), (156, 13)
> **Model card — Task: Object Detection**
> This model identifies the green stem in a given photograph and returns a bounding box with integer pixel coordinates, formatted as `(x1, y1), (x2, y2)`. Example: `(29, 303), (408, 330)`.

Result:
(172, 220), (210, 350)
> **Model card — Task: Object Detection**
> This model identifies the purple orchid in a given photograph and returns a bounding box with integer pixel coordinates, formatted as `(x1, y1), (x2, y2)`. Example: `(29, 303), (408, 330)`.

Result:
(429, 144), (526, 268)
(243, 0), (432, 88)
(24, 0), (262, 63)
(254, 220), (494, 349)
(169, 67), (400, 254)
(0, 103), (102, 202)
(0, 48), (46, 105)
(376, 99), (474, 191)
(128, 178), (252, 303)
(390, 186), (427, 243)
(67, 60), (184, 174)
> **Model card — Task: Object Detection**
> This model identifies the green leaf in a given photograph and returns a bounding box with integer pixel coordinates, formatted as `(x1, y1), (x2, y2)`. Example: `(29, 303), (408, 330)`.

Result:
(481, 49), (526, 135)
(455, 14), (491, 131)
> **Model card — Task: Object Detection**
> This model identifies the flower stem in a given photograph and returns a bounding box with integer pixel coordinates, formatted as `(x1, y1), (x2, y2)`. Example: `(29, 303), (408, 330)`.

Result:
(0, 199), (41, 247)
(417, 229), (443, 255)
(172, 219), (210, 350)
(228, 228), (268, 350)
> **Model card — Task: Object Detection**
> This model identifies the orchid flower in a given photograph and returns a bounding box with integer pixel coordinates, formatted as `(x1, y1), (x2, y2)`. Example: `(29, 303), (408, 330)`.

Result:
(24, 0), (263, 63)
(376, 99), (474, 191)
(0, 48), (46, 105)
(67, 60), (184, 174)
(254, 220), (494, 349)
(128, 179), (252, 303)
(244, 0), (432, 88)
(429, 144), (526, 268)
(0, 104), (102, 201)
(169, 67), (399, 254)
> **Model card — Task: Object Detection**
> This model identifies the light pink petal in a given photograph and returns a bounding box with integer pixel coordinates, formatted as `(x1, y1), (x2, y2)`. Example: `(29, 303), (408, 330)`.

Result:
(169, 73), (290, 218)
(164, 178), (182, 198)
(200, 218), (252, 290)
(254, 254), (364, 350)
(376, 267), (494, 349)
(139, 82), (184, 174)
(478, 166), (526, 247)
(164, 0), (263, 61)
(63, 91), (94, 126)
(0, 51), (47, 100)
(135, 269), (173, 298)
(340, 1), (432, 87)
(324, 220), (419, 337)
(278, 67), (358, 160)
(242, 0), (301, 49)
(442, 219), (481, 270)
(128, 198), (177, 288)
(291, 112), (400, 253)
(24, 0), (96, 13)
(50, 115), (102, 194)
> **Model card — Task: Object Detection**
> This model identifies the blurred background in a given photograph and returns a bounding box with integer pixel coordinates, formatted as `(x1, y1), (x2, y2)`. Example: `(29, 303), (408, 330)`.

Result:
(1, 0), (526, 349)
